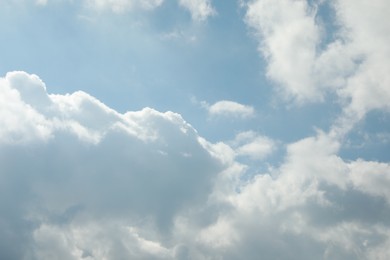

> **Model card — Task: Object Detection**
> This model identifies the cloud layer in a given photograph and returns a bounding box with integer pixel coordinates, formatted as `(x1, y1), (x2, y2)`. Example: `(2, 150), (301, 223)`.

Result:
(1, 71), (389, 259)
(0, 71), (224, 259)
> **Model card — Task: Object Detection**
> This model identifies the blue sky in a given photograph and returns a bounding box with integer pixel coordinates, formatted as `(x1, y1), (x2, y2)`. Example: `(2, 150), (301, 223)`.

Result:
(1, 0), (390, 259)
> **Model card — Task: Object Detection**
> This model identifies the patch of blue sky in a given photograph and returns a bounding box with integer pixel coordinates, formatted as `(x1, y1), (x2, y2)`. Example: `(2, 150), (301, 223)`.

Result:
(340, 110), (390, 162)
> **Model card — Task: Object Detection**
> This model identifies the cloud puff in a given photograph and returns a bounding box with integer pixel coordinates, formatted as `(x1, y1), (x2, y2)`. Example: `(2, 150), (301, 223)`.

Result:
(202, 100), (255, 119)
(1, 71), (390, 259)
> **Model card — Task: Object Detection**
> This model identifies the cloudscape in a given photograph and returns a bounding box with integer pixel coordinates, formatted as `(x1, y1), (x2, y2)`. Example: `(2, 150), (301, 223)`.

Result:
(0, 0), (389, 259)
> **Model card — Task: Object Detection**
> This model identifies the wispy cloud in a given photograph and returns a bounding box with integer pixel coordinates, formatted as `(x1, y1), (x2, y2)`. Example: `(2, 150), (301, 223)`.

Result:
(178, 0), (216, 21)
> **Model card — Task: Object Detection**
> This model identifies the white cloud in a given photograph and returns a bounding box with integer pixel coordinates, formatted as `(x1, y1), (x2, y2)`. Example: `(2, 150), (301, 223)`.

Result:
(349, 160), (390, 203)
(203, 100), (255, 119)
(0, 71), (227, 259)
(1, 71), (390, 259)
(203, 131), (390, 259)
(0, 71), (53, 143)
(334, 0), (390, 115)
(178, 0), (216, 21)
(32, 223), (173, 259)
(245, 0), (321, 102)
(245, 0), (390, 125)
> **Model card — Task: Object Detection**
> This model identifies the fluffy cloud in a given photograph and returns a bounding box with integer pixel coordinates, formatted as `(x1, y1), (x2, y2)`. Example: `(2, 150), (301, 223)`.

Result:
(1, 71), (390, 259)
(245, 0), (390, 121)
(334, 0), (390, 117)
(0, 71), (225, 259)
(195, 131), (390, 259)
(202, 100), (255, 119)
(245, 0), (321, 102)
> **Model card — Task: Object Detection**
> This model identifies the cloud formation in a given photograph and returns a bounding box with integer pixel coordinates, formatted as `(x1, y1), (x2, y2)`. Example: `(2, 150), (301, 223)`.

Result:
(246, 0), (321, 102)
(0, 71), (225, 259)
(245, 0), (390, 122)
(1, 71), (390, 259)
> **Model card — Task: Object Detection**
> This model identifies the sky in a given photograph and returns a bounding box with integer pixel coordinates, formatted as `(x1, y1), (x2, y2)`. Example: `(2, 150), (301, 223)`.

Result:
(0, 0), (389, 259)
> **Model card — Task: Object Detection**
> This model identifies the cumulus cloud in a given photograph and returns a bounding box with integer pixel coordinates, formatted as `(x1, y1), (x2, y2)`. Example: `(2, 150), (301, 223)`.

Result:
(245, 0), (390, 123)
(1, 71), (390, 259)
(197, 131), (390, 259)
(334, 0), (390, 116)
(0, 71), (225, 259)
(202, 100), (255, 119)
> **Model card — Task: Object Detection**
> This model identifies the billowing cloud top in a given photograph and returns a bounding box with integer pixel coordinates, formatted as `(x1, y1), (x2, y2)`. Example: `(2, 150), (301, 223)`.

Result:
(0, 71), (225, 258)
(1, 71), (390, 259)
